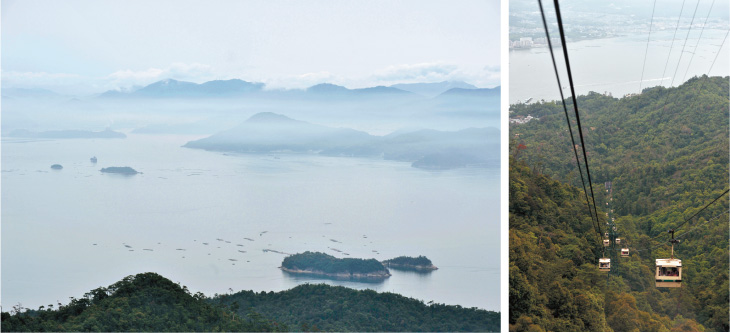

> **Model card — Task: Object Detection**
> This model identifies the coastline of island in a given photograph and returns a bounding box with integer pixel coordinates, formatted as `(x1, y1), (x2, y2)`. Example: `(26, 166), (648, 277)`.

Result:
(280, 251), (391, 280)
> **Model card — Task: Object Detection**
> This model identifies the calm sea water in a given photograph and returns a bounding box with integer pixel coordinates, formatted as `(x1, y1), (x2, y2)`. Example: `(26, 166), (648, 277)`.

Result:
(510, 29), (730, 104)
(1, 134), (500, 311)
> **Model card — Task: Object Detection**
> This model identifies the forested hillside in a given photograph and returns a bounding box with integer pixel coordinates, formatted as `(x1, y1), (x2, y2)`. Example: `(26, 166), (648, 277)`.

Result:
(509, 76), (729, 331)
(2, 272), (499, 332)
(212, 284), (499, 332)
(0, 273), (285, 332)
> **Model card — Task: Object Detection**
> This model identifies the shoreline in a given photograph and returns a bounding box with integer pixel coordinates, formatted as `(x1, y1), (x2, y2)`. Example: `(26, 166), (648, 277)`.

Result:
(280, 266), (391, 279)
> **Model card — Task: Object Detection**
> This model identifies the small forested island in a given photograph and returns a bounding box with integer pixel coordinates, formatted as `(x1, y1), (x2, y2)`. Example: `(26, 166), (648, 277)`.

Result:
(50, 164), (63, 170)
(382, 256), (438, 271)
(281, 251), (391, 279)
(100, 166), (139, 174)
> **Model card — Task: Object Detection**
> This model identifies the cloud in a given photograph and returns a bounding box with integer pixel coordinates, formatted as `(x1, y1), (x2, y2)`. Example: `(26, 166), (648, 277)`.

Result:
(106, 62), (216, 90)
(264, 71), (339, 90)
(374, 62), (459, 82)
(2, 61), (502, 95)
(372, 62), (501, 88)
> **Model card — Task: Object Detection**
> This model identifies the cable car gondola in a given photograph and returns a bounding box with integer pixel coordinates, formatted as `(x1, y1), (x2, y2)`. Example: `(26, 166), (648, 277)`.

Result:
(615, 238), (621, 244)
(621, 248), (629, 257)
(599, 258), (611, 271)
(655, 258), (682, 287)
(656, 230), (682, 287)
(603, 239), (609, 247)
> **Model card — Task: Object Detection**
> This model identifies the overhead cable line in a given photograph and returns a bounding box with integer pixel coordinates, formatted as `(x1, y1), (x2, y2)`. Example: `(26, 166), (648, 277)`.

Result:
(639, 0), (658, 91)
(552, 0), (603, 237)
(637, 210), (728, 253)
(681, 0), (716, 83)
(669, 0), (702, 88)
(536, 0), (602, 240)
(650, 188), (730, 241)
(674, 188), (729, 230)
(675, 211), (729, 240)
(659, 0), (688, 87)
(704, 28), (730, 75)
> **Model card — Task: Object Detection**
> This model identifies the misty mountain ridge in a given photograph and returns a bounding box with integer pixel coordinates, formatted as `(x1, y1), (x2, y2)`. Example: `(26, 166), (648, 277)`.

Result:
(95, 78), (489, 100)
(118, 79), (265, 98)
(184, 112), (499, 169)
(183, 112), (374, 152)
(391, 81), (479, 97)
(2, 79), (500, 136)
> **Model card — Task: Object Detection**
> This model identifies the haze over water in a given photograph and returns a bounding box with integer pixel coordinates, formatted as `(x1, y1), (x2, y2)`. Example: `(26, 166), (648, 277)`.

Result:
(1, 133), (500, 311)
(510, 29), (729, 104)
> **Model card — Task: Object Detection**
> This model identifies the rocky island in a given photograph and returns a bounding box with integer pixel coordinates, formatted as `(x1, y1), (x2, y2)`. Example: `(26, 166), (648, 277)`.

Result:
(50, 164), (63, 170)
(280, 251), (391, 279)
(100, 166), (139, 175)
(382, 256), (438, 271)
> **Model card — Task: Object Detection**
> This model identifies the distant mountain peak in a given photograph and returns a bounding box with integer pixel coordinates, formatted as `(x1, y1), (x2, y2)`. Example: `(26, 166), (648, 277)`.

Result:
(245, 112), (296, 123)
(306, 83), (350, 94)
(390, 81), (479, 97)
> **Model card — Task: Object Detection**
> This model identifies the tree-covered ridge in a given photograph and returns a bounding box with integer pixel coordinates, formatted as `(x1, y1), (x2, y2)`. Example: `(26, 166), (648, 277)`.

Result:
(213, 283), (499, 332)
(100, 166), (139, 174)
(509, 75), (729, 331)
(0, 272), (285, 332)
(1, 272), (500, 332)
(281, 251), (389, 276)
(383, 255), (434, 267)
(510, 75), (728, 218)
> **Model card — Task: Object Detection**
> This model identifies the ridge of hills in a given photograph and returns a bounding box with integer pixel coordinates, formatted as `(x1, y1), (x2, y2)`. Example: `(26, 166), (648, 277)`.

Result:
(183, 112), (499, 170)
(1, 272), (500, 332)
(89, 79), (494, 100)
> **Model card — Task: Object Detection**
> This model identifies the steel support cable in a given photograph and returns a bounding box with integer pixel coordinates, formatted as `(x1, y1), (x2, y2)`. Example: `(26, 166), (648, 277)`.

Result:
(639, 0), (658, 91)
(552, 0), (603, 237)
(681, 0), (716, 83)
(669, 0), (702, 88)
(646, 31), (729, 239)
(649, 188), (730, 241)
(675, 188), (729, 231)
(660, 0), (703, 113)
(675, 210), (729, 240)
(704, 28), (730, 76)
(637, 210), (728, 252)
(536, 0), (602, 241)
(660, 0), (688, 87)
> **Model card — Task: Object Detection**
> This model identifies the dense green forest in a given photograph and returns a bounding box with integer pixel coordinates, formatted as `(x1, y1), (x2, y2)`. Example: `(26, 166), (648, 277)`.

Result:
(510, 76), (729, 331)
(281, 251), (389, 276)
(383, 256), (434, 267)
(2, 272), (499, 332)
(212, 283), (499, 332)
(0, 273), (285, 332)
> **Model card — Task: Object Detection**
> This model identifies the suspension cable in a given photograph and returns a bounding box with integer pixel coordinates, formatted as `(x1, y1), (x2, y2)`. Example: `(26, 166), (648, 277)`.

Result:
(553, 0), (603, 237)
(537, 0), (602, 241)
(639, 0), (658, 91)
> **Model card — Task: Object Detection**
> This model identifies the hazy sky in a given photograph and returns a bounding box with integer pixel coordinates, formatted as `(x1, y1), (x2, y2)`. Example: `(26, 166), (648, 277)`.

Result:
(1, 0), (501, 94)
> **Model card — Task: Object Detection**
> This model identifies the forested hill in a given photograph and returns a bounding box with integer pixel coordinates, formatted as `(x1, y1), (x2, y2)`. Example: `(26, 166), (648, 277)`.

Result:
(510, 75), (728, 218)
(0, 273), (285, 332)
(1, 272), (499, 332)
(510, 158), (715, 331)
(510, 75), (729, 331)
(212, 284), (499, 332)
